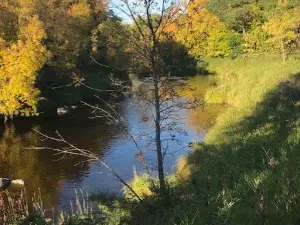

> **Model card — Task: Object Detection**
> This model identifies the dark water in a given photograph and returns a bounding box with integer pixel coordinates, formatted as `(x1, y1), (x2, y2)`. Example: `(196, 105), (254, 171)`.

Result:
(0, 88), (224, 212)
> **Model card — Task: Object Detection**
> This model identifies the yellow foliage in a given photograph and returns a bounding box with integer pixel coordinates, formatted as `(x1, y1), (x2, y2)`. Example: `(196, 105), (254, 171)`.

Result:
(278, 0), (289, 7)
(123, 173), (153, 201)
(263, 8), (299, 60)
(188, 0), (207, 11)
(0, 15), (49, 116)
(243, 24), (268, 53)
(68, 2), (91, 18)
(19, 15), (47, 42)
(17, 0), (37, 19)
(176, 7), (231, 58)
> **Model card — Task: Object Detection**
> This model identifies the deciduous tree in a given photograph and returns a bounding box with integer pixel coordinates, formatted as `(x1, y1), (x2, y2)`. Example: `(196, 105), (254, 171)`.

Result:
(263, 8), (299, 63)
(0, 15), (49, 120)
(175, 2), (231, 58)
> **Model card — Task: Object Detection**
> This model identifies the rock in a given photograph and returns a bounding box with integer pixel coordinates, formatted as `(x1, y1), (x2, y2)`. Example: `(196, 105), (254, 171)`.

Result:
(71, 105), (78, 109)
(57, 107), (69, 116)
(0, 178), (25, 188)
(0, 178), (11, 188)
(11, 179), (25, 185)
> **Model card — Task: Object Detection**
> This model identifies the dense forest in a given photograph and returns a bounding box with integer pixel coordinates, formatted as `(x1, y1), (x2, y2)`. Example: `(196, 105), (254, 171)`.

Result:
(0, 0), (299, 119)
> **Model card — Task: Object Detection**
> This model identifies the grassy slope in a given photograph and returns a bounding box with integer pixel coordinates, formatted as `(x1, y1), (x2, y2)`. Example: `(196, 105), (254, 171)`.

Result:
(205, 55), (300, 143)
(128, 55), (300, 225)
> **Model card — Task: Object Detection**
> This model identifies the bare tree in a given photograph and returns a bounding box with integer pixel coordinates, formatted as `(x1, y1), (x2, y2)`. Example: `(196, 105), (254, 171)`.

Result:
(110, 0), (192, 197)
(31, 0), (197, 201)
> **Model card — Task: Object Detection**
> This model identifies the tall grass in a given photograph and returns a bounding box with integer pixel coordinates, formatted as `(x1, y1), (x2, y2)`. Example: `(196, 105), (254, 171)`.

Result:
(203, 55), (300, 142)
(0, 189), (49, 225)
(0, 189), (104, 225)
(205, 55), (300, 107)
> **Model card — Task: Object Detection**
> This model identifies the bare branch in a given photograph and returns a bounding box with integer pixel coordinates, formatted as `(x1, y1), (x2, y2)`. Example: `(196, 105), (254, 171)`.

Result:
(30, 129), (144, 202)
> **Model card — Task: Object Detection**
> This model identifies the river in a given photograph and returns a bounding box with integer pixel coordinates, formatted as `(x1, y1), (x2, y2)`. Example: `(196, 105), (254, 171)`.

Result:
(0, 76), (225, 212)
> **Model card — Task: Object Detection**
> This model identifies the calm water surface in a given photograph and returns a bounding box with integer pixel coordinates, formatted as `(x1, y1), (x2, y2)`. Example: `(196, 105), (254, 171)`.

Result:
(0, 79), (224, 211)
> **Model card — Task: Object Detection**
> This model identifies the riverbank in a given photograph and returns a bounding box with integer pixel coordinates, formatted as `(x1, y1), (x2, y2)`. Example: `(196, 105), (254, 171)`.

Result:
(126, 54), (300, 224)
(2, 55), (300, 224)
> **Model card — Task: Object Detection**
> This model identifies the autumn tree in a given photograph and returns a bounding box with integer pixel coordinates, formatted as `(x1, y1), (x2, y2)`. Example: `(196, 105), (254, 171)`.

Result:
(36, 0), (95, 72)
(242, 22), (268, 53)
(105, 0), (202, 198)
(0, 1), (49, 120)
(175, 0), (231, 58)
(263, 7), (300, 63)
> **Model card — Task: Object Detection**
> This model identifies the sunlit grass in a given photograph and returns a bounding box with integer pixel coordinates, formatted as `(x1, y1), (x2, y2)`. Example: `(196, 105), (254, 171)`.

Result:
(206, 55), (300, 106)
(203, 55), (300, 142)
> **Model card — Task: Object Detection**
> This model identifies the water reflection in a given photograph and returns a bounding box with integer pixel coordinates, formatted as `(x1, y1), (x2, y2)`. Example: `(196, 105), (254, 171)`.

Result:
(188, 104), (226, 134)
(0, 91), (224, 211)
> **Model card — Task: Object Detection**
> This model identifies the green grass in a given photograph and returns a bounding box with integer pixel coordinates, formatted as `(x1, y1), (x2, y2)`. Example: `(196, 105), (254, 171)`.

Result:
(179, 74), (300, 225)
(125, 54), (300, 225)
(205, 55), (300, 107)
(204, 55), (300, 143)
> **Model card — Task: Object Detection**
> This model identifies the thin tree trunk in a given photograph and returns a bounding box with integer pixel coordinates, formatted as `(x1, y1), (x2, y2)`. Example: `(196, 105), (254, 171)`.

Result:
(153, 73), (166, 196)
(145, 4), (167, 196)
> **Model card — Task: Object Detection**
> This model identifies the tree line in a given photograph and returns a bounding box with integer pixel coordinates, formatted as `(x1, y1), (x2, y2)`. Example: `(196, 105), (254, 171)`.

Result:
(0, 0), (299, 119)
(173, 0), (300, 60)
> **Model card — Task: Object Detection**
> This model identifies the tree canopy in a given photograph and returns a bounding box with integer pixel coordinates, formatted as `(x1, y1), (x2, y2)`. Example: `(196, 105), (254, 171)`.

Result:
(0, 0), (299, 118)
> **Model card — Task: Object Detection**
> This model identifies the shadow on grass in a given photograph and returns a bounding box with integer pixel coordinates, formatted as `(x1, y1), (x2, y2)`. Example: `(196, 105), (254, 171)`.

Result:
(128, 73), (300, 225)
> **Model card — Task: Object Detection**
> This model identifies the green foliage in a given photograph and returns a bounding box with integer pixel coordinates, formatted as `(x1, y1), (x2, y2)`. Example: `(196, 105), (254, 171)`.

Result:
(207, 0), (256, 32)
(37, 69), (110, 114)
(1, 0), (299, 118)
(126, 14), (200, 77)
(225, 33), (244, 58)
(62, 215), (102, 225)
(90, 16), (131, 71)
(158, 40), (199, 76)
(20, 216), (50, 225)
(98, 200), (130, 225)
(35, 0), (94, 71)
(242, 23), (269, 53)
